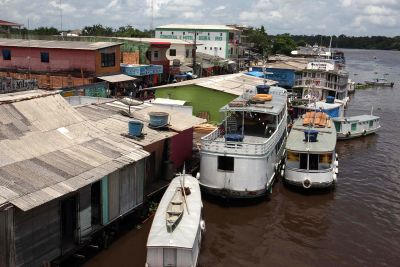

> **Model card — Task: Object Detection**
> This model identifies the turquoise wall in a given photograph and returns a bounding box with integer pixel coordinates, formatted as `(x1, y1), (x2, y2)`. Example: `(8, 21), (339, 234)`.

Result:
(155, 85), (236, 122)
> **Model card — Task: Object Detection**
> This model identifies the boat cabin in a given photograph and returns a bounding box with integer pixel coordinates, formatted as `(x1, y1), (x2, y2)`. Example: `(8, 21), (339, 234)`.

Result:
(332, 115), (380, 139)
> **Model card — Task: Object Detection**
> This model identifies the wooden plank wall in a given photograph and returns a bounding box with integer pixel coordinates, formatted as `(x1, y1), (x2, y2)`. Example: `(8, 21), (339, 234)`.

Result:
(0, 205), (15, 267)
(14, 201), (60, 267)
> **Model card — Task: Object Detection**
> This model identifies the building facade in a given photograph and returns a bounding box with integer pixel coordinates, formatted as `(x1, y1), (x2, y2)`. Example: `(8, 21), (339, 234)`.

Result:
(155, 24), (245, 60)
(0, 38), (122, 89)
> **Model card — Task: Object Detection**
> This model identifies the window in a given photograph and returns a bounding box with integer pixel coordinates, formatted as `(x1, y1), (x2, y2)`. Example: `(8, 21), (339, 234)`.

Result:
(154, 51), (159, 59)
(218, 156), (234, 171)
(183, 32), (185, 35)
(185, 49), (189, 58)
(208, 32), (210, 36)
(309, 154), (319, 170)
(169, 49), (176, 56)
(204, 46), (207, 50)
(219, 47), (222, 50)
(172, 32), (174, 35)
(230, 47), (233, 55)
(2, 49), (11, 60)
(319, 153), (332, 169)
(299, 154), (308, 170)
(101, 52), (115, 67)
(351, 123), (357, 131)
(40, 52), (49, 63)
(210, 47), (212, 50)
(369, 120), (374, 128)
(160, 31), (163, 34)
(220, 33), (223, 37)
(334, 121), (341, 132)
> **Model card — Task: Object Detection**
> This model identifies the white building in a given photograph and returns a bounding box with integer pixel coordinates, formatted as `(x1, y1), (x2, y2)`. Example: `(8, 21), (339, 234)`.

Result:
(155, 24), (245, 60)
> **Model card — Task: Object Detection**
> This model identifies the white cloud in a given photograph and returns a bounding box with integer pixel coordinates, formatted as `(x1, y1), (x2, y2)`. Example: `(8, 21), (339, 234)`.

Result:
(0, 0), (399, 36)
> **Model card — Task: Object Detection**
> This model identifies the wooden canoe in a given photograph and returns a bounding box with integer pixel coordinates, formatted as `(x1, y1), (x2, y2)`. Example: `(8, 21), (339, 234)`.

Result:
(166, 187), (184, 233)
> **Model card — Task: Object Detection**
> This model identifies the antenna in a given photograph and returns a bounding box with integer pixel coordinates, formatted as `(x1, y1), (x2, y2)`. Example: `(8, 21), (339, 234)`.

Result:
(150, 0), (154, 34)
(60, 0), (63, 34)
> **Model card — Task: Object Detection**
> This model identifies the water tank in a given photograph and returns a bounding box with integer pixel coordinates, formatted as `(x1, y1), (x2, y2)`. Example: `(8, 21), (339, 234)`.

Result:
(256, 85), (270, 94)
(304, 130), (319, 142)
(128, 120), (144, 136)
(326, 96), (335, 104)
(149, 112), (169, 128)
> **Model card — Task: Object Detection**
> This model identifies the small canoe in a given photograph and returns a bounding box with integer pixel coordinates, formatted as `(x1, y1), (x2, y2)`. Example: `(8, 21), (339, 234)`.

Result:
(166, 187), (184, 233)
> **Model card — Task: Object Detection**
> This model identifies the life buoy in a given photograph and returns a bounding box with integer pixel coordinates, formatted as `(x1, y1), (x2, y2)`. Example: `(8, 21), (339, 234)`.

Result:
(302, 178), (312, 189)
(346, 131), (351, 137)
(362, 130), (367, 136)
(200, 220), (206, 233)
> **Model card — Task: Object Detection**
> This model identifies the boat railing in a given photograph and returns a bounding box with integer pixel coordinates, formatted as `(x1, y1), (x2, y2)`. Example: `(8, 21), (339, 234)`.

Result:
(294, 78), (347, 91)
(201, 113), (287, 156)
(286, 167), (333, 173)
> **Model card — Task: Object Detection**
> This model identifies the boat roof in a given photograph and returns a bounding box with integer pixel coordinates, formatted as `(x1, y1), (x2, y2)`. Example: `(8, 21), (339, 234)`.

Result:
(219, 86), (287, 115)
(286, 118), (337, 153)
(147, 175), (202, 249)
(332, 115), (379, 123)
(302, 101), (342, 110)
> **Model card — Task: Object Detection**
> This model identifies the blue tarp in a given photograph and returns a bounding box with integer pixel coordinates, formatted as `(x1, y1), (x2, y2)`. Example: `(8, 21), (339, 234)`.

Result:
(323, 107), (340, 118)
(245, 71), (265, 78)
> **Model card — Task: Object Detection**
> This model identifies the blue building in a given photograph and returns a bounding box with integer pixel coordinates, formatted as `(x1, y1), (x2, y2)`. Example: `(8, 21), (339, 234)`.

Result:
(250, 66), (296, 89)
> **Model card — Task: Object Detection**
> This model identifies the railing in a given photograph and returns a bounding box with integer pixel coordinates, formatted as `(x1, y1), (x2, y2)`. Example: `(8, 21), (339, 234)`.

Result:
(286, 167), (333, 173)
(201, 112), (287, 156)
(293, 78), (347, 91)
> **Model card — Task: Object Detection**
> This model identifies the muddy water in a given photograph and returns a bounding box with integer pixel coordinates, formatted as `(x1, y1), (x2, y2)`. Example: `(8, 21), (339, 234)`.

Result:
(84, 49), (400, 267)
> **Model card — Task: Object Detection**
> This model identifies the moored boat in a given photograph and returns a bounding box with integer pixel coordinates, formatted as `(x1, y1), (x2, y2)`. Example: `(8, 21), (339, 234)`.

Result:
(365, 78), (394, 87)
(284, 111), (338, 189)
(332, 115), (380, 140)
(199, 85), (288, 198)
(146, 173), (205, 267)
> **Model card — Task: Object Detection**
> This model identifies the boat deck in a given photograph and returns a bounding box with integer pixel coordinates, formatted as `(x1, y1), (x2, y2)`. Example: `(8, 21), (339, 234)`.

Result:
(215, 134), (267, 144)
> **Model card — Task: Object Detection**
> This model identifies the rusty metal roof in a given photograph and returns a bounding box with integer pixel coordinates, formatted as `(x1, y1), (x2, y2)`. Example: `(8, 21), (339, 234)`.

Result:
(0, 38), (122, 50)
(0, 91), (148, 211)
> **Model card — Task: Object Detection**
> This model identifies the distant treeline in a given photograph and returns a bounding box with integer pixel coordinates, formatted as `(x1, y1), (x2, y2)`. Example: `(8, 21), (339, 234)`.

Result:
(8, 25), (400, 51)
(288, 34), (400, 51)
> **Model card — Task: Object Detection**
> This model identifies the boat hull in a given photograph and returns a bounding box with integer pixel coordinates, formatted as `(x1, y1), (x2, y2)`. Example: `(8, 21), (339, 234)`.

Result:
(284, 168), (336, 189)
(199, 147), (284, 199)
(337, 126), (380, 140)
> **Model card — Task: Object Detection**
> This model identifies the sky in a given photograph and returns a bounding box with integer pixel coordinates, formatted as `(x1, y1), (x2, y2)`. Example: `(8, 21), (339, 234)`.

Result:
(1, 0), (399, 36)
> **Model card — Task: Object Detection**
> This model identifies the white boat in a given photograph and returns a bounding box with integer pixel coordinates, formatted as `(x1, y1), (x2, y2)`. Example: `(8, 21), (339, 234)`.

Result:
(284, 112), (338, 189)
(332, 115), (380, 140)
(365, 78), (394, 87)
(199, 86), (288, 198)
(146, 173), (205, 267)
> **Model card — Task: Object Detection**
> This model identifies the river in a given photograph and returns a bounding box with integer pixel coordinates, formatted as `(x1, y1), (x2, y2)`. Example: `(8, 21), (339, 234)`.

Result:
(84, 49), (400, 267)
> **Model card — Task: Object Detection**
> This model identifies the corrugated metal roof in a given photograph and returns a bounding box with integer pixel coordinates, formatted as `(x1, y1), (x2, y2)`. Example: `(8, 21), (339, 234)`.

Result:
(75, 103), (177, 147)
(156, 24), (236, 31)
(154, 73), (277, 96)
(0, 20), (22, 27)
(0, 38), (122, 50)
(115, 37), (196, 45)
(132, 106), (206, 132)
(0, 91), (149, 211)
(98, 74), (137, 83)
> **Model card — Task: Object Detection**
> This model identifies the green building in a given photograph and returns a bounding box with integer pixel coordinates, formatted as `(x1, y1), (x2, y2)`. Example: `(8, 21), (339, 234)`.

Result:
(154, 73), (276, 122)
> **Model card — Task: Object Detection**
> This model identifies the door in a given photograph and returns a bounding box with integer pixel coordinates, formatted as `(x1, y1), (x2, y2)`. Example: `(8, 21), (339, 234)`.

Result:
(163, 248), (177, 267)
(61, 195), (78, 254)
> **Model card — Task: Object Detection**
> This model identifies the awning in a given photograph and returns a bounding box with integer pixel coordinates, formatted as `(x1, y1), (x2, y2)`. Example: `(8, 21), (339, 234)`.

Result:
(98, 74), (136, 83)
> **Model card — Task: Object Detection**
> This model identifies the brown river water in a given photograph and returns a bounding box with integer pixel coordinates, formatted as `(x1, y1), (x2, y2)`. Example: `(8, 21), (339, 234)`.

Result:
(84, 49), (400, 267)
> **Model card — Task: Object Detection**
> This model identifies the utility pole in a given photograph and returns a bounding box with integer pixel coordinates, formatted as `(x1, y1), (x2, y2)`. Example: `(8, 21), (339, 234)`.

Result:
(193, 30), (197, 76)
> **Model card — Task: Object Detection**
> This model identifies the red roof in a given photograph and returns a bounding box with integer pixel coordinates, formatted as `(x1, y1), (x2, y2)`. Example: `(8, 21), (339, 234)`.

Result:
(0, 20), (23, 27)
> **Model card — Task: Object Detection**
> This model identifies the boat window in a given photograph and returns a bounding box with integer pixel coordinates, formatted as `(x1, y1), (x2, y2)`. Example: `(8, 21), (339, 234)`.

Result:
(351, 123), (357, 131)
(287, 151), (299, 169)
(299, 153), (308, 170)
(334, 121), (341, 132)
(218, 156), (234, 171)
(309, 154), (319, 170)
(369, 120), (373, 128)
(319, 153), (332, 169)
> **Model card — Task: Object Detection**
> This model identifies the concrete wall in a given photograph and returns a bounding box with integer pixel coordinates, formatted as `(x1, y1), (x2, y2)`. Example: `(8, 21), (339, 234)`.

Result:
(0, 46), (96, 73)
(155, 85), (236, 122)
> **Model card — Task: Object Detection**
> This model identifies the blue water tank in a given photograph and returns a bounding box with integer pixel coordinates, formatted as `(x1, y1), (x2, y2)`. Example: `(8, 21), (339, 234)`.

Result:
(128, 120), (144, 136)
(149, 112), (169, 128)
(326, 96), (335, 104)
(304, 130), (319, 142)
(256, 85), (270, 94)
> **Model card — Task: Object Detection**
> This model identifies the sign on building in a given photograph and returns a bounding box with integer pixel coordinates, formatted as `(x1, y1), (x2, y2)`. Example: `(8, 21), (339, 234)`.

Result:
(0, 78), (38, 94)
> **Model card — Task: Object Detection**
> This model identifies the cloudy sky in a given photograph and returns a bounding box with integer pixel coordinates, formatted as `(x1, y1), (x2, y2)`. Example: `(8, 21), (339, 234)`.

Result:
(1, 0), (399, 36)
